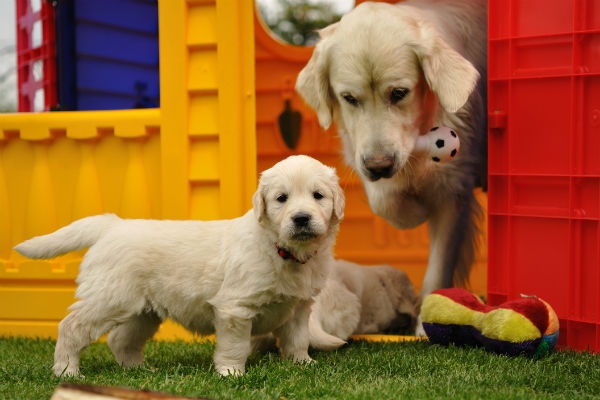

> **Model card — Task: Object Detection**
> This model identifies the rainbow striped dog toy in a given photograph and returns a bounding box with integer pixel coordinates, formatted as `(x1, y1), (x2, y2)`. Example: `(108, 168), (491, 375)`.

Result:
(421, 288), (559, 357)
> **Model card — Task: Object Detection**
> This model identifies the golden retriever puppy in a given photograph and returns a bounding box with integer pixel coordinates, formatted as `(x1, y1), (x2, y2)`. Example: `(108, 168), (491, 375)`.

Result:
(15, 155), (345, 377)
(296, 1), (487, 327)
(309, 260), (420, 348)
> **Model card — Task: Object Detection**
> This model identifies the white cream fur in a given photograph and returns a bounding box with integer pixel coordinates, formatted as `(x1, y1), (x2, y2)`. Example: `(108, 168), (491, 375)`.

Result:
(296, 1), (487, 328)
(15, 155), (345, 377)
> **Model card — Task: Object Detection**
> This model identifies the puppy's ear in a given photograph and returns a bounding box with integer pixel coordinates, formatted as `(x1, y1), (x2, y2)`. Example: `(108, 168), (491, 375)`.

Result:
(328, 168), (345, 222)
(252, 183), (267, 223)
(295, 23), (338, 130)
(413, 23), (480, 113)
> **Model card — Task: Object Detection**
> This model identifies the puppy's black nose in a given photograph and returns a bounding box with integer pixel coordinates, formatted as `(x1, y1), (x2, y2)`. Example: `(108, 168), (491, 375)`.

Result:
(292, 213), (311, 227)
(363, 154), (396, 180)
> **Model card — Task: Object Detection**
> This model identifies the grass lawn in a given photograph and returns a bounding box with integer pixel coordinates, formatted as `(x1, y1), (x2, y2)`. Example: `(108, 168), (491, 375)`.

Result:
(1, 336), (599, 399)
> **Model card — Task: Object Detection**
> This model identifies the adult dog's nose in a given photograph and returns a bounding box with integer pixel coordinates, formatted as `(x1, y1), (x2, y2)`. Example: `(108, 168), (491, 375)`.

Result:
(363, 154), (396, 180)
(292, 213), (311, 228)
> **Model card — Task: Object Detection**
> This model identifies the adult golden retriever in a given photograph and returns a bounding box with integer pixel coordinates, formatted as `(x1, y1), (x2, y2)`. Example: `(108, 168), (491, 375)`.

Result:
(296, 0), (487, 331)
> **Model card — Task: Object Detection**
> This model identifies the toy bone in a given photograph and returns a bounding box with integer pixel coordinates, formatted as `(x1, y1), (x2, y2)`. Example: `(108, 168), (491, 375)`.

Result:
(421, 288), (559, 357)
(414, 126), (460, 163)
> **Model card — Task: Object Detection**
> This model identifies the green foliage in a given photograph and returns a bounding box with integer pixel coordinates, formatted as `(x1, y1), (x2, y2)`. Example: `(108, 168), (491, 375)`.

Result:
(258, 0), (344, 46)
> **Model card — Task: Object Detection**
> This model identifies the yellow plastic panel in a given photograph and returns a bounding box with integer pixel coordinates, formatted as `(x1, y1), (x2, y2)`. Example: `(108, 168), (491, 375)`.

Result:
(0, 110), (163, 337)
(159, 0), (189, 220)
(0, 320), (65, 338)
(187, 3), (218, 47)
(189, 138), (220, 182)
(189, 95), (220, 137)
(0, 285), (74, 320)
(0, 0), (256, 340)
(0, 259), (79, 280)
(190, 184), (221, 221)
(215, 0), (257, 219)
(188, 51), (219, 92)
(155, 320), (197, 341)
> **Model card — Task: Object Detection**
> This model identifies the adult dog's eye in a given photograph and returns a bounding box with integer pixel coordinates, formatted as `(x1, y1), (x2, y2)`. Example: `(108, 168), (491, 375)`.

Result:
(276, 194), (288, 203)
(342, 93), (359, 107)
(313, 192), (324, 200)
(390, 88), (409, 104)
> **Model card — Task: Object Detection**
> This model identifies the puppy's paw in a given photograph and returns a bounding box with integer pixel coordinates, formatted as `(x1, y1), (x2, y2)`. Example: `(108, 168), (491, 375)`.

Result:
(53, 364), (83, 379)
(117, 355), (145, 369)
(216, 365), (244, 377)
(292, 353), (315, 364)
(137, 361), (157, 373)
(144, 363), (158, 373)
(414, 314), (427, 337)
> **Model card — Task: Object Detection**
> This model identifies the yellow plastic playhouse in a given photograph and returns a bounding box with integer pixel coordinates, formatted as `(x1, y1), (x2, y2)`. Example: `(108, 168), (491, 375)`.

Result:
(0, 0), (486, 339)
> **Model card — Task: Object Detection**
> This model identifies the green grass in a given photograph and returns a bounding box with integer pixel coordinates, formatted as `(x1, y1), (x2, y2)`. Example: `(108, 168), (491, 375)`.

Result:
(1, 337), (600, 400)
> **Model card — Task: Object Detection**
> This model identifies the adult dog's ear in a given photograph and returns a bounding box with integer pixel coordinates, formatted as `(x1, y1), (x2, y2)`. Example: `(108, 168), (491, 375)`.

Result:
(252, 183), (267, 223)
(328, 167), (345, 222)
(414, 23), (480, 113)
(296, 23), (338, 130)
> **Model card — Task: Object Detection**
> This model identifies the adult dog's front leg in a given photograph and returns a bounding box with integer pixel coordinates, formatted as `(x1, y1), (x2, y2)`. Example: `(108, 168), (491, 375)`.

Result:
(274, 300), (313, 363)
(213, 310), (252, 376)
(415, 191), (480, 336)
(422, 192), (479, 298)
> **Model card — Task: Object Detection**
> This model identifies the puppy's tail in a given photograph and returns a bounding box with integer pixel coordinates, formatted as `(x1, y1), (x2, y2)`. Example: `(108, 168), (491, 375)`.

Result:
(14, 214), (120, 259)
(308, 314), (347, 351)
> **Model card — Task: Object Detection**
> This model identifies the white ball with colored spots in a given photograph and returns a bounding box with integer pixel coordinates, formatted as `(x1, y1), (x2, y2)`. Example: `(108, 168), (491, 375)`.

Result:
(414, 126), (460, 163)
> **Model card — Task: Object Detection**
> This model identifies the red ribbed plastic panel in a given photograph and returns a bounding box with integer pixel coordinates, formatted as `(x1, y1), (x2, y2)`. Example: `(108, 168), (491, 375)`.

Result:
(487, 0), (600, 352)
(16, 0), (57, 111)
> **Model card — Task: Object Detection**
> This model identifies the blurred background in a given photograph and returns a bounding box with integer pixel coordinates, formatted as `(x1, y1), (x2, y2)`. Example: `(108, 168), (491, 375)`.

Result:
(0, 0), (17, 112)
(257, 0), (352, 45)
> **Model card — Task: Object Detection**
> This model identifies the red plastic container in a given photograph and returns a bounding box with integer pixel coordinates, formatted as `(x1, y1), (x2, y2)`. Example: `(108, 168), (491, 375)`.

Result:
(487, 0), (600, 352)
(16, 0), (57, 112)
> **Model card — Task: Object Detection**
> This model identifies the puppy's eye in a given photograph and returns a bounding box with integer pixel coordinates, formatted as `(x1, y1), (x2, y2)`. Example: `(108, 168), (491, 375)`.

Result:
(276, 194), (288, 203)
(313, 192), (324, 200)
(342, 93), (359, 107)
(390, 88), (409, 104)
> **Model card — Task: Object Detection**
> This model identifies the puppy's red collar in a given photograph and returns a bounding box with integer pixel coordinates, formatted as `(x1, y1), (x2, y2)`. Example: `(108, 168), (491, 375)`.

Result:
(275, 243), (315, 264)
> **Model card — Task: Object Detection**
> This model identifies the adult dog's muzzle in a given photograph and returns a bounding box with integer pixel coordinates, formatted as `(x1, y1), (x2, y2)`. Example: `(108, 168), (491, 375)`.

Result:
(362, 153), (397, 181)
